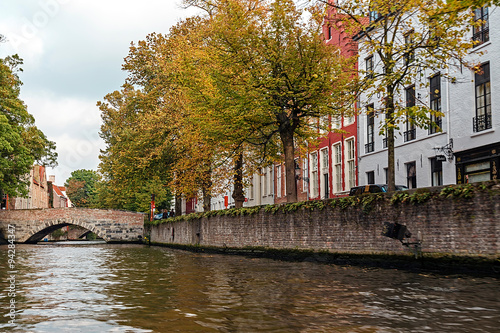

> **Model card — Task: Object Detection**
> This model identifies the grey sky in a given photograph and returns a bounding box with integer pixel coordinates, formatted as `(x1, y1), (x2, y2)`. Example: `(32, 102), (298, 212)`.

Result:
(0, 0), (198, 185)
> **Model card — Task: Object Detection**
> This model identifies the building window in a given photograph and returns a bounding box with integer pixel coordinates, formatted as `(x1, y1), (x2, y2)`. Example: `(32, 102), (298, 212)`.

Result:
(346, 139), (356, 189)
(365, 104), (375, 153)
(429, 74), (442, 134)
(405, 86), (416, 141)
(302, 159), (308, 192)
(321, 148), (329, 199)
(431, 158), (443, 186)
(367, 171), (375, 184)
(344, 114), (355, 125)
(249, 175), (255, 200)
(333, 143), (342, 193)
(404, 32), (415, 65)
(473, 7), (489, 45)
(474, 62), (492, 132)
(262, 169), (267, 197)
(465, 161), (491, 183)
(276, 165), (282, 198)
(369, 10), (381, 23)
(268, 166), (273, 196)
(406, 161), (417, 189)
(365, 56), (374, 79)
(327, 26), (332, 40)
(311, 152), (319, 198)
(319, 115), (329, 134)
(384, 167), (388, 184)
(332, 116), (341, 130)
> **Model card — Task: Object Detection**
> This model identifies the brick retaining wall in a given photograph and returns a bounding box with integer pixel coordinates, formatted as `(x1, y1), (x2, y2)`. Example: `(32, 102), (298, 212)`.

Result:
(149, 183), (500, 258)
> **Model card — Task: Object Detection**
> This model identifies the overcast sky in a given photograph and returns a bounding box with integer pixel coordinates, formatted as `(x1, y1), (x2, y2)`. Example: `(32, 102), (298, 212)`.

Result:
(0, 0), (199, 185)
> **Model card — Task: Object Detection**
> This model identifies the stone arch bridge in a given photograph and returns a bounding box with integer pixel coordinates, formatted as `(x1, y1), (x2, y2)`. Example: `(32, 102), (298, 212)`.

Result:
(0, 208), (144, 244)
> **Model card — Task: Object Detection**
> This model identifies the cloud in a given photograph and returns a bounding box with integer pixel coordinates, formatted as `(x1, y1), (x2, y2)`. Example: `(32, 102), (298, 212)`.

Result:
(20, 93), (104, 185)
(22, 93), (101, 137)
(47, 131), (105, 185)
(1, 0), (201, 184)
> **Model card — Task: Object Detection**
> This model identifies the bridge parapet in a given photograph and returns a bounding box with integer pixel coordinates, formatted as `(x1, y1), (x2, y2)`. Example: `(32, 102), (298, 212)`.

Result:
(0, 208), (144, 243)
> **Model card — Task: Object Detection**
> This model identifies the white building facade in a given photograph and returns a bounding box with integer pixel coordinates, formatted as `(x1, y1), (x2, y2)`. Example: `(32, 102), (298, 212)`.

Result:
(357, 5), (499, 188)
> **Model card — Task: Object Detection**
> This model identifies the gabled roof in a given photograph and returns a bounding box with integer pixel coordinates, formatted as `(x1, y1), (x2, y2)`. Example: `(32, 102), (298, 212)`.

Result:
(53, 185), (65, 198)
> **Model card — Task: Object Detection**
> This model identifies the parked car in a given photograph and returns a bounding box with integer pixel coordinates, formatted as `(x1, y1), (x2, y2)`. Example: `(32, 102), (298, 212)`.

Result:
(349, 184), (408, 196)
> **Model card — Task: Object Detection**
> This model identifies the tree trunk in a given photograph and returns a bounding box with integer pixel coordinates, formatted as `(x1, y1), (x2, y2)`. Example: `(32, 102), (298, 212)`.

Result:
(232, 150), (245, 208)
(386, 89), (396, 192)
(280, 130), (297, 203)
(202, 188), (211, 212)
(201, 167), (212, 212)
(175, 195), (182, 216)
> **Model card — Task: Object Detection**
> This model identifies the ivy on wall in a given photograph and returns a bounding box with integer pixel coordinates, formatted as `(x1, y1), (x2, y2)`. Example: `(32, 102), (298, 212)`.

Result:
(145, 181), (499, 226)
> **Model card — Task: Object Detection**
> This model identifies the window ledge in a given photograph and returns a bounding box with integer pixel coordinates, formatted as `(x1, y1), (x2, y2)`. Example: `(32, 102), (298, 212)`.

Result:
(471, 128), (495, 137)
(471, 41), (491, 54)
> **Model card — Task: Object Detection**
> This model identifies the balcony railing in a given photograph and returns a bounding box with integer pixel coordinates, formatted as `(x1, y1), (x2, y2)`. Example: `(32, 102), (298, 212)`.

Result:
(473, 114), (492, 132)
(404, 128), (416, 142)
(365, 142), (374, 153)
(473, 27), (489, 45)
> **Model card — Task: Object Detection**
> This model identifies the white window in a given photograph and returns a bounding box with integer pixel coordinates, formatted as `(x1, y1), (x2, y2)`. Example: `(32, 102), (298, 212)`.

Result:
(344, 112), (355, 126)
(333, 143), (342, 193)
(302, 158), (308, 192)
(262, 169), (267, 197)
(346, 139), (356, 189)
(267, 166), (273, 196)
(332, 116), (341, 130)
(319, 115), (329, 134)
(320, 148), (329, 199)
(249, 175), (255, 200)
(276, 165), (282, 198)
(311, 152), (319, 198)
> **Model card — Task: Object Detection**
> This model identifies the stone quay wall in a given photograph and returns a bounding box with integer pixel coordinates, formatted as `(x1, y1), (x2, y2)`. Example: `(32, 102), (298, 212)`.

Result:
(0, 208), (144, 243)
(149, 184), (500, 258)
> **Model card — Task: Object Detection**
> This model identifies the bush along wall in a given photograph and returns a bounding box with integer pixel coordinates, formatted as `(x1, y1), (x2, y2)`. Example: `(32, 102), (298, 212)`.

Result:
(146, 181), (500, 273)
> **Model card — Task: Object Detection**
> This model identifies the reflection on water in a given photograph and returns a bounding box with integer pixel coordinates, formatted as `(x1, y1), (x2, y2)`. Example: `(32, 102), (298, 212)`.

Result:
(0, 243), (498, 332)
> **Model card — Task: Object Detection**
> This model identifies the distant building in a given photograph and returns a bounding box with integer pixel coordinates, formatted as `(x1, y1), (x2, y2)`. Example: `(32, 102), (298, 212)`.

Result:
(48, 175), (72, 208)
(2, 167), (72, 210)
(10, 165), (50, 209)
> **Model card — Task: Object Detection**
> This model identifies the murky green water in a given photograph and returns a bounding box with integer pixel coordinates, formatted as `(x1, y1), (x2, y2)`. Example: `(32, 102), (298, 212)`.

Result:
(0, 243), (499, 332)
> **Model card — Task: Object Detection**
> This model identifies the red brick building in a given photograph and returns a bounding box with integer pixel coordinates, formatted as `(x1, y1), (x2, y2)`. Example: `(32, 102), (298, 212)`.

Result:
(275, 2), (359, 203)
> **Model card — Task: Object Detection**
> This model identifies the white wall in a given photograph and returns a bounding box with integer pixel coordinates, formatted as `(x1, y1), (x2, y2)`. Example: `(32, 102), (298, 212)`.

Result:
(357, 6), (499, 188)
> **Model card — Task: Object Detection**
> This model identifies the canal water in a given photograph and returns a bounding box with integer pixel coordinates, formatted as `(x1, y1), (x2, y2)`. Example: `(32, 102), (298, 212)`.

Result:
(0, 243), (499, 333)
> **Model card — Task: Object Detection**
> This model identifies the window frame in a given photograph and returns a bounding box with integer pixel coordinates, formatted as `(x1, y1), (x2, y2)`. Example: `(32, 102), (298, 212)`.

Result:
(473, 7), (489, 46)
(365, 104), (375, 153)
(365, 56), (374, 79)
(346, 139), (356, 189)
(431, 158), (443, 186)
(429, 73), (442, 135)
(405, 85), (417, 141)
(333, 143), (342, 193)
(406, 161), (417, 189)
(474, 62), (492, 132)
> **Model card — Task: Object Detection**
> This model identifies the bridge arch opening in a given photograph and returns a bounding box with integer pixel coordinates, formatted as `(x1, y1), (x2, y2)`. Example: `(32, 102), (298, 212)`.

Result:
(25, 220), (108, 244)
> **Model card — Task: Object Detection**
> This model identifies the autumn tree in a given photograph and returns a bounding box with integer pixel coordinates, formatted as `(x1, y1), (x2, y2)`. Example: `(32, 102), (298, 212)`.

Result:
(319, 0), (483, 191)
(0, 55), (57, 198)
(118, 23), (217, 212)
(183, 0), (355, 202)
(97, 84), (175, 212)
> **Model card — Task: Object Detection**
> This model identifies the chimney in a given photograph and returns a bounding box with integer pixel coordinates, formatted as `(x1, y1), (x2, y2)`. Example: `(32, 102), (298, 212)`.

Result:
(49, 175), (56, 183)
